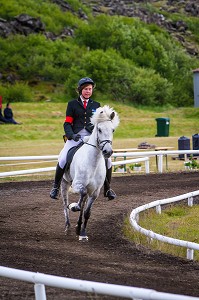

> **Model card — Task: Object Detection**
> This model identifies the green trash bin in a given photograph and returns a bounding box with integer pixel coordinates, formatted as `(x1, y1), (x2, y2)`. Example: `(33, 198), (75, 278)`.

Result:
(155, 117), (170, 137)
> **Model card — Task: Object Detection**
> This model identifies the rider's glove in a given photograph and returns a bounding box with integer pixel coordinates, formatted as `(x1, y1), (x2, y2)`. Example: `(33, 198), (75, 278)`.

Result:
(72, 134), (81, 142)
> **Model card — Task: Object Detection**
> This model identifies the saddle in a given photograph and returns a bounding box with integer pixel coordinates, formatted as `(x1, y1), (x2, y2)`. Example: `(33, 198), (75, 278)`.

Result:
(65, 142), (84, 171)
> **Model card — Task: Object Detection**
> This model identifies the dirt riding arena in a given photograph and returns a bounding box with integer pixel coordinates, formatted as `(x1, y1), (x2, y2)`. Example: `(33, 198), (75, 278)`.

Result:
(1, 172), (199, 299)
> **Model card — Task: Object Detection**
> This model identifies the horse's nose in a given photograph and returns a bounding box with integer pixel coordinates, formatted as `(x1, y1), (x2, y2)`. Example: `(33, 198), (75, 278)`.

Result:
(103, 149), (113, 158)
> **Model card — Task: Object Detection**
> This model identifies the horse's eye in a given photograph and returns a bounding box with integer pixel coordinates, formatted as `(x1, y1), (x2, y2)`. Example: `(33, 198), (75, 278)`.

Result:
(99, 128), (102, 133)
(113, 129), (115, 133)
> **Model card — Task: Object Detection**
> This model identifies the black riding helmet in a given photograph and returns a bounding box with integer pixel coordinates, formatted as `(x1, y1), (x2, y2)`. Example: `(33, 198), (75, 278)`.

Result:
(77, 77), (95, 94)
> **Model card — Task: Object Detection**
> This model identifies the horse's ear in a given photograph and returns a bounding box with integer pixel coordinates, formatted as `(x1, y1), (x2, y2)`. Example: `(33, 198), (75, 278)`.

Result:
(110, 111), (115, 120)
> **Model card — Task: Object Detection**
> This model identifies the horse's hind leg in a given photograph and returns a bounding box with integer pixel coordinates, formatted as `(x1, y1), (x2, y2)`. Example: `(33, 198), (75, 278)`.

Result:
(61, 177), (71, 232)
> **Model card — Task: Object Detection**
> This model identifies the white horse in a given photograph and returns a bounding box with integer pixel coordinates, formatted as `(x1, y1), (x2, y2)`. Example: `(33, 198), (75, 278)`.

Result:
(61, 105), (120, 241)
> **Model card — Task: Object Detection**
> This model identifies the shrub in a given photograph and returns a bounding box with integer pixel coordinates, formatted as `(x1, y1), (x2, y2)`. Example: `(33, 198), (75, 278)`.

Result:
(0, 82), (33, 102)
(184, 155), (199, 169)
(65, 48), (173, 106)
(129, 163), (142, 171)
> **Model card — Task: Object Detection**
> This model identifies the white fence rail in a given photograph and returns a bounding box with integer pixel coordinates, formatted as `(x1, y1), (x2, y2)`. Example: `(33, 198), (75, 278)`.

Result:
(1, 149), (199, 178)
(130, 190), (199, 260)
(0, 155), (150, 177)
(0, 266), (199, 300)
(0, 167), (55, 177)
(0, 155), (58, 161)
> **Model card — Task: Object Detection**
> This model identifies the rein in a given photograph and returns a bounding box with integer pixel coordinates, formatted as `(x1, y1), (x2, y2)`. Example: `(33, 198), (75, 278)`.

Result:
(84, 142), (96, 148)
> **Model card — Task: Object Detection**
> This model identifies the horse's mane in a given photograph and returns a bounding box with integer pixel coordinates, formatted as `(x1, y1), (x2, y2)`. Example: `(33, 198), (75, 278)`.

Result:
(90, 105), (120, 129)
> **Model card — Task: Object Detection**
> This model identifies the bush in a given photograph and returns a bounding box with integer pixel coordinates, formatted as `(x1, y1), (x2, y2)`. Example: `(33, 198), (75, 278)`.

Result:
(184, 155), (199, 169)
(0, 82), (33, 102)
(65, 48), (173, 106)
(0, 2), (198, 106)
(75, 15), (197, 106)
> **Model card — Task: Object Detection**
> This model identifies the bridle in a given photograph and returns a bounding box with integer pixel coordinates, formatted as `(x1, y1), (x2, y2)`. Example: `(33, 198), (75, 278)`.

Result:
(97, 138), (112, 152)
(84, 121), (113, 152)
(84, 137), (112, 152)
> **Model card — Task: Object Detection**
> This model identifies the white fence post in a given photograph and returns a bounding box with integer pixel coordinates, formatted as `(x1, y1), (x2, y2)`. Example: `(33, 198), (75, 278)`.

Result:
(34, 283), (46, 300)
(145, 159), (150, 174)
(156, 204), (161, 214)
(187, 248), (194, 260)
(157, 155), (163, 173)
(188, 197), (193, 207)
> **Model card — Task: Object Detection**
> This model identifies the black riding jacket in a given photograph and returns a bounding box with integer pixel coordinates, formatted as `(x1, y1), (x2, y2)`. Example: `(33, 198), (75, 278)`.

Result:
(64, 97), (100, 140)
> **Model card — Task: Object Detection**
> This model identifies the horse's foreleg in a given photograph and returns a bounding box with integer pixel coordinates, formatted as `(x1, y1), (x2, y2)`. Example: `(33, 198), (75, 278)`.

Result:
(79, 194), (96, 241)
(77, 187), (87, 210)
(61, 178), (71, 231)
(75, 209), (83, 236)
(68, 187), (87, 212)
(75, 197), (86, 236)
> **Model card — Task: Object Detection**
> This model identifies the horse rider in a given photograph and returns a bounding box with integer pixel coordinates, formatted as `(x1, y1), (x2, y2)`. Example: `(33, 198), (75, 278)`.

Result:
(50, 77), (116, 201)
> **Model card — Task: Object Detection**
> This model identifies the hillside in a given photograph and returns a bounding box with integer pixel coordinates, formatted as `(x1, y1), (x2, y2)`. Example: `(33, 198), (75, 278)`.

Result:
(0, 0), (199, 106)
(81, 0), (199, 57)
(1, 0), (198, 57)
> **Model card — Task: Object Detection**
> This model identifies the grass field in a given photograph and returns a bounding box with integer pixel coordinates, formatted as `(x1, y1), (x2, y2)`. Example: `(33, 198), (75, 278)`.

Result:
(1, 102), (199, 142)
(1, 101), (199, 178)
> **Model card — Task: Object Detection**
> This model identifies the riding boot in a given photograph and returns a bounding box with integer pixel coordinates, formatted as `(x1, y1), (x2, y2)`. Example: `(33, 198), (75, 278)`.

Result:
(50, 163), (65, 200)
(104, 166), (116, 200)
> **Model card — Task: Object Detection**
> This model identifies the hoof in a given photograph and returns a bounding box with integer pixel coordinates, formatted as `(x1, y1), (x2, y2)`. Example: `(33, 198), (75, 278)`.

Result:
(68, 203), (81, 212)
(50, 186), (59, 200)
(79, 235), (88, 241)
(105, 189), (116, 201)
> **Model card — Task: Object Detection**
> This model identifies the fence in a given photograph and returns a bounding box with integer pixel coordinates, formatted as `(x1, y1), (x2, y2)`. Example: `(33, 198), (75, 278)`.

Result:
(130, 190), (199, 260)
(112, 149), (199, 173)
(0, 155), (150, 177)
(1, 149), (199, 178)
(0, 266), (199, 300)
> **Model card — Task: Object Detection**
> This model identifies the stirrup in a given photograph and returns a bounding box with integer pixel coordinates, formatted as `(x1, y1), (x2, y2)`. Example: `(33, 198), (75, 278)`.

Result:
(50, 186), (59, 200)
(105, 189), (116, 201)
